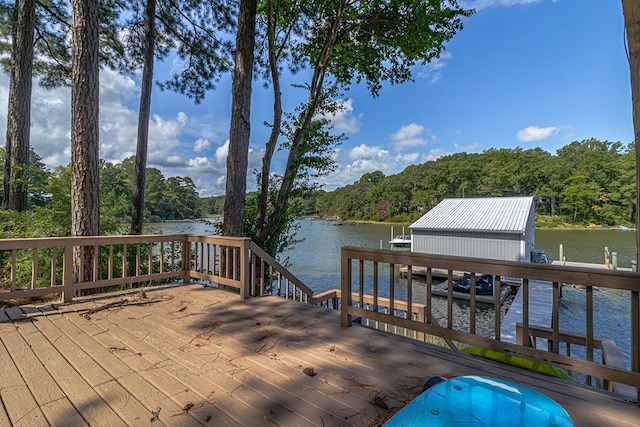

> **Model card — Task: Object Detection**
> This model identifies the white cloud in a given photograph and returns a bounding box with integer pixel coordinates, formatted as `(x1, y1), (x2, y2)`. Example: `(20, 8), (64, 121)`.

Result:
(416, 52), (452, 84)
(390, 123), (432, 151)
(516, 125), (560, 142)
(398, 152), (420, 163)
(454, 141), (482, 152)
(194, 138), (212, 152)
(317, 98), (361, 133)
(214, 140), (229, 168)
(422, 148), (449, 162)
(460, 0), (547, 11)
(188, 157), (210, 168)
(165, 155), (184, 166)
(0, 67), (240, 196)
(177, 112), (188, 126)
(316, 143), (424, 190)
(349, 143), (388, 160)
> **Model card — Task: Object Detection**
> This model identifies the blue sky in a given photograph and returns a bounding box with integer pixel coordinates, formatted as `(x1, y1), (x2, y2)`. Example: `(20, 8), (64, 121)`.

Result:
(0, 0), (633, 197)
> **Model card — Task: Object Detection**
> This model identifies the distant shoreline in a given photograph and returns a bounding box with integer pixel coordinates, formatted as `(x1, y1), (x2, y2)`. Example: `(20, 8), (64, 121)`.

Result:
(305, 217), (636, 231)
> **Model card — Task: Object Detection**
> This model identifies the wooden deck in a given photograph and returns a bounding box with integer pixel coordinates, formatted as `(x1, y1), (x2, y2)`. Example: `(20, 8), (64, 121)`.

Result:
(1, 284), (638, 426)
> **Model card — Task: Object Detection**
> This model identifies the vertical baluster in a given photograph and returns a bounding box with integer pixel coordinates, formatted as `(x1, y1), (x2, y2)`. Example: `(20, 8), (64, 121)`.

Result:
(136, 244), (141, 278)
(522, 278), (530, 346)
(552, 281), (560, 353)
(389, 263), (395, 321)
(108, 245), (113, 280)
(260, 258), (265, 295)
(494, 275), (502, 340)
(206, 243), (211, 275)
(340, 249), (352, 328)
(358, 260), (364, 310)
(148, 243), (153, 275)
(631, 290), (639, 405)
(426, 267), (432, 325)
(470, 273), (477, 334)
(586, 284), (594, 386)
(373, 261), (379, 315)
(51, 247), (58, 287)
(122, 244), (127, 278)
(199, 242), (204, 272)
(160, 241), (165, 273)
(285, 277), (289, 299)
(407, 265), (413, 322)
(170, 241), (175, 271)
(447, 270), (453, 329)
(10, 250), (17, 290)
(31, 248), (38, 289)
(93, 245), (99, 282)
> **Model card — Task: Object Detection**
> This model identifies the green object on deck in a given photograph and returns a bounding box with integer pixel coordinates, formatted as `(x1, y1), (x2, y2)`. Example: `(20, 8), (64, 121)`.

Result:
(462, 346), (573, 381)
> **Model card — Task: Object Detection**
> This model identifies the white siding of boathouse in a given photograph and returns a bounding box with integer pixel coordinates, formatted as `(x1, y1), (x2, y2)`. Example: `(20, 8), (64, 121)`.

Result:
(410, 197), (535, 262)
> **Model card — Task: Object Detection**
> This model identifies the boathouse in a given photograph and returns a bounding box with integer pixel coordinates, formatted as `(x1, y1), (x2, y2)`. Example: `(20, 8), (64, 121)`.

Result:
(409, 196), (536, 262)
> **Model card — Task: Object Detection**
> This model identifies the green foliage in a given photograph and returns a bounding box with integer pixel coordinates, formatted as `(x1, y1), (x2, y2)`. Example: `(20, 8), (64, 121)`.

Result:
(0, 147), (51, 208)
(303, 0), (474, 97)
(198, 195), (225, 216)
(314, 139), (636, 227)
(1, 155), (202, 240)
(121, 0), (236, 103)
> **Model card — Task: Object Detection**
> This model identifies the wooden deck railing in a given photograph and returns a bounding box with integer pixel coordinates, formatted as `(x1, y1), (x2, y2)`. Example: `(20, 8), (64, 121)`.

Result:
(0, 234), (313, 304)
(340, 246), (640, 403)
(3, 235), (639, 402)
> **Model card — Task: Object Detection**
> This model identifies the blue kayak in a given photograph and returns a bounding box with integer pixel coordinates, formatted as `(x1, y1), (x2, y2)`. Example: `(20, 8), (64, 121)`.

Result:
(385, 375), (574, 427)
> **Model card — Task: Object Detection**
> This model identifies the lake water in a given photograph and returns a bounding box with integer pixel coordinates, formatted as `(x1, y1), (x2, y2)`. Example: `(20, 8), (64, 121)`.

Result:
(146, 219), (635, 368)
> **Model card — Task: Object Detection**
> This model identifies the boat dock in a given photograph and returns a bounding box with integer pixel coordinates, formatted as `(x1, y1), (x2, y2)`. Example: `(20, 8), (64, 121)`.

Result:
(399, 266), (523, 286)
(500, 280), (553, 348)
(431, 281), (511, 305)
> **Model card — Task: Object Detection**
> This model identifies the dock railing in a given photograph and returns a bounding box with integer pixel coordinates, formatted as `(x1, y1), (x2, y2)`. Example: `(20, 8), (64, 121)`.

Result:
(340, 246), (640, 403)
(0, 234), (313, 304)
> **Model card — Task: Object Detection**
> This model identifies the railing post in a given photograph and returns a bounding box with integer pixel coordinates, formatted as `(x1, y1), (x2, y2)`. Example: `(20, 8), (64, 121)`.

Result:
(341, 248), (352, 327)
(632, 290), (639, 405)
(182, 236), (191, 284)
(240, 238), (251, 299)
(62, 242), (74, 303)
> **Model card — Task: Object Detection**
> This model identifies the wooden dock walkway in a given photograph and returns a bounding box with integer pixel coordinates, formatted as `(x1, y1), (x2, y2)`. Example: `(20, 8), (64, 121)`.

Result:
(1, 284), (638, 426)
(500, 280), (553, 348)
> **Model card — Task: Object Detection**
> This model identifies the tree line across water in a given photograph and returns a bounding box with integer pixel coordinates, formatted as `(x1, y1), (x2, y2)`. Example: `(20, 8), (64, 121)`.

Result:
(1, 137), (634, 240)
(205, 138), (636, 228)
(0, 151), (201, 238)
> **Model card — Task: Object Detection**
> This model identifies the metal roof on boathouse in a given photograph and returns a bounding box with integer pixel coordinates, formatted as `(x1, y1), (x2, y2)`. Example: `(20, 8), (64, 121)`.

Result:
(409, 196), (536, 262)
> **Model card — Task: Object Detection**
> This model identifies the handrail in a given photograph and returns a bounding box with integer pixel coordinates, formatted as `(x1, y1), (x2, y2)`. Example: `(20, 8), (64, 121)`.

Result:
(0, 234), (315, 305)
(340, 246), (640, 402)
(247, 241), (314, 302)
(517, 324), (637, 399)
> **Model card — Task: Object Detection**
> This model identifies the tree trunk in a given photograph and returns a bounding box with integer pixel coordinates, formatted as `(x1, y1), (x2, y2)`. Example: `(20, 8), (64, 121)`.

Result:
(222, 0), (257, 237)
(130, 0), (157, 235)
(265, 0), (346, 238)
(254, 0), (283, 244)
(71, 0), (100, 284)
(622, 1), (640, 267)
(2, 0), (35, 212)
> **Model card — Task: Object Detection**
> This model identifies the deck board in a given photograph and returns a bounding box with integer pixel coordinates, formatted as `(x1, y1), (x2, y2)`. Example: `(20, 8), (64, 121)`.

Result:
(1, 284), (638, 426)
(1, 314), (82, 426)
(0, 329), (49, 427)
